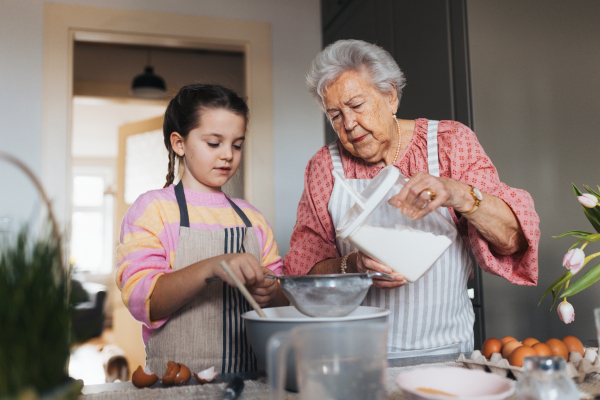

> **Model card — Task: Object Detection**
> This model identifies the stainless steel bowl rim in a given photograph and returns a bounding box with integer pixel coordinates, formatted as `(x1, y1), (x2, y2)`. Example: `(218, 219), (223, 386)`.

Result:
(277, 271), (392, 281)
(241, 306), (391, 322)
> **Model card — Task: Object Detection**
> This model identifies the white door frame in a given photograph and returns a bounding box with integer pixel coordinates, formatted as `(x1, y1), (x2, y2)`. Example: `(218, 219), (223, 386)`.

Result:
(42, 3), (274, 227)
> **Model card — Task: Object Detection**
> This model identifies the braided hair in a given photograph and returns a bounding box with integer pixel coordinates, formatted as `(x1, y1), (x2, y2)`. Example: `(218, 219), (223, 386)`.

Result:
(162, 83), (249, 187)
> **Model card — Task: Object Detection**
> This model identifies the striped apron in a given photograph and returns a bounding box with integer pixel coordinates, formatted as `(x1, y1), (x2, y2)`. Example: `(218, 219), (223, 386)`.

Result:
(328, 120), (475, 356)
(145, 180), (260, 376)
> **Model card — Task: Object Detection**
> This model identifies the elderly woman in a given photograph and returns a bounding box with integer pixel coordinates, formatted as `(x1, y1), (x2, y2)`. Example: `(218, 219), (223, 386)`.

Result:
(284, 39), (540, 355)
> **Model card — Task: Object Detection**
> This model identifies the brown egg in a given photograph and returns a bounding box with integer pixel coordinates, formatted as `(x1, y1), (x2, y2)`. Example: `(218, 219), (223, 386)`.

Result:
(522, 338), (540, 347)
(562, 336), (584, 357)
(546, 338), (569, 359)
(162, 361), (181, 385)
(132, 365), (158, 388)
(174, 363), (191, 385)
(509, 345), (537, 367)
(532, 342), (553, 357)
(501, 340), (523, 359)
(500, 336), (518, 346)
(482, 338), (503, 359)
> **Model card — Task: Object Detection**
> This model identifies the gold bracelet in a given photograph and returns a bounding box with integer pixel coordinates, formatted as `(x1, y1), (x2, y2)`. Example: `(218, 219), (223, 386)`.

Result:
(463, 186), (483, 215)
(340, 251), (356, 274)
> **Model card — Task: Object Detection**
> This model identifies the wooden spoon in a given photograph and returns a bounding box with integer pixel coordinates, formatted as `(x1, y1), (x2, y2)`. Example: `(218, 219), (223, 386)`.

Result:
(219, 260), (267, 318)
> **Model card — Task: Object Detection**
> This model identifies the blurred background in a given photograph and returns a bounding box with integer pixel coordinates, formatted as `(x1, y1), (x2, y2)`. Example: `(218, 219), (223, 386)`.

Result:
(1, 0), (599, 384)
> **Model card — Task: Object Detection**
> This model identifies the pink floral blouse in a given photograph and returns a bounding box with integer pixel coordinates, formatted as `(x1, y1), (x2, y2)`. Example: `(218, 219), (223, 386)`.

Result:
(283, 119), (539, 286)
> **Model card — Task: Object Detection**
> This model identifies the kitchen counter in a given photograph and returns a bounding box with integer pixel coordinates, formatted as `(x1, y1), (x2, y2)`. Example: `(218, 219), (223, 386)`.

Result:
(79, 352), (600, 399)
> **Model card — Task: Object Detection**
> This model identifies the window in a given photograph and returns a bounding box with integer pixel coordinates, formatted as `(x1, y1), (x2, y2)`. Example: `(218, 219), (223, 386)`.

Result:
(70, 166), (114, 275)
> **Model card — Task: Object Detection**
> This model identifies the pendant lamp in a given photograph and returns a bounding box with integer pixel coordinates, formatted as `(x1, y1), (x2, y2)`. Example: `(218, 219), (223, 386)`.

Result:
(131, 50), (166, 99)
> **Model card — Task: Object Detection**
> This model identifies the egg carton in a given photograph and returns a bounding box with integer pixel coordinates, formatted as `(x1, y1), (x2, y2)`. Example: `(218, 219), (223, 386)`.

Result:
(457, 348), (600, 382)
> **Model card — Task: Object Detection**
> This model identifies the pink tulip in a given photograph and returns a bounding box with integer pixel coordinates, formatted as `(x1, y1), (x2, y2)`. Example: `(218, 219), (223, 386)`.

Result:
(562, 248), (585, 274)
(558, 301), (575, 324)
(578, 193), (599, 208)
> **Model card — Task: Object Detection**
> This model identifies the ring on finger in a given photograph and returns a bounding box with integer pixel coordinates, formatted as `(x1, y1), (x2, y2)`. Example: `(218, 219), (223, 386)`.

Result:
(423, 188), (436, 201)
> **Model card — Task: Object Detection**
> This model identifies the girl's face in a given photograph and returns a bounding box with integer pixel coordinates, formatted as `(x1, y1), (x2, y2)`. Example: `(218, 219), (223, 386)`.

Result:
(172, 108), (246, 193)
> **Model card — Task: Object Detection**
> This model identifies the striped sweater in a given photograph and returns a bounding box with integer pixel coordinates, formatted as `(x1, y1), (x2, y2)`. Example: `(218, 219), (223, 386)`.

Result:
(116, 185), (283, 344)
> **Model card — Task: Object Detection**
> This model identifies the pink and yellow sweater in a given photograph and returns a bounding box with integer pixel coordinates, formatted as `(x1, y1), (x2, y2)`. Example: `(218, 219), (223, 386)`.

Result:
(116, 185), (283, 344)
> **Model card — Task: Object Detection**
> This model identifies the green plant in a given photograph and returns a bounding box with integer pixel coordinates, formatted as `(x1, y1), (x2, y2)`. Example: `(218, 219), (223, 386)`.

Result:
(0, 153), (82, 399)
(539, 184), (600, 323)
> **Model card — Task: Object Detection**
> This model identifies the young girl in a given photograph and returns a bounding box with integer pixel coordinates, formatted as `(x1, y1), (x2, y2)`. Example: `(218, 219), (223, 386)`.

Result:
(116, 84), (288, 376)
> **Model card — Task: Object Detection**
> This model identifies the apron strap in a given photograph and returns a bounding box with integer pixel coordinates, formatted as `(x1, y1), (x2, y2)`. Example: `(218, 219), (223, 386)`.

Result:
(175, 180), (190, 228)
(224, 195), (253, 228)
(427, 120), (440, 178)
(328, 141), (345, 176)
(175, 181), (252, 228)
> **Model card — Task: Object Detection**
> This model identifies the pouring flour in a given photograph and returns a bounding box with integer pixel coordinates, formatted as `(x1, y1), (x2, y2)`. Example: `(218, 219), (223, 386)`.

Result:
(335, 165), (457, 282)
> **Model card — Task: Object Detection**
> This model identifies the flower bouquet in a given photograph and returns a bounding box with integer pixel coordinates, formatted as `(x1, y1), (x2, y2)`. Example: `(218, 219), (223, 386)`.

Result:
(539, 184), (600, 324)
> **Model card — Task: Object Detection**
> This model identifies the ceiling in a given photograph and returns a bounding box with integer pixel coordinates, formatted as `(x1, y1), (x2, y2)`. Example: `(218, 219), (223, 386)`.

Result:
(71, 42), (244, 159)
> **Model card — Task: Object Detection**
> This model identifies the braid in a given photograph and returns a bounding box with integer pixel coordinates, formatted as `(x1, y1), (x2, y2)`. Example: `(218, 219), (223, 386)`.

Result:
(164, 149), (176, 188)
(162, 84), (249, 189)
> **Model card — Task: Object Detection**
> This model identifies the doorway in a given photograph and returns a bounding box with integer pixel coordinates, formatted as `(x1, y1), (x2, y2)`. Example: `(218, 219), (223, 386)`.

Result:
(44, 3), (274, 382)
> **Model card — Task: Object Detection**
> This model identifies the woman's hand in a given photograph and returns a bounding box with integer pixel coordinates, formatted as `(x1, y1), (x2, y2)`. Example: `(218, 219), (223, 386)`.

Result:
(247, 267), (281, 307)
(389, 172), (471, 220)
(355, 251), (407, 289)
(212, 253), (265, 288)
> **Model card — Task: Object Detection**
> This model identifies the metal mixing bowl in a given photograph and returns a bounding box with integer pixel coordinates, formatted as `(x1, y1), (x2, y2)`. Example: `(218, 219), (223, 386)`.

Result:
(242, 305), (390, 391)
(277, 271), (392, 317)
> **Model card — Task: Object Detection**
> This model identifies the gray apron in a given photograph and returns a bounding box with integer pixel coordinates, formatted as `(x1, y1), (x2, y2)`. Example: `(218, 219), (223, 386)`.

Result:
(146, 181), (262, 376)
(328, 120), (475, 357)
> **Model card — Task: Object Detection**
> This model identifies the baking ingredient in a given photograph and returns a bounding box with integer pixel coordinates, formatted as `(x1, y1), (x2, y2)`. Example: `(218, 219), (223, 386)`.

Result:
(131, 365), (158, 388)
(546, 338), (569, 359)
(509, 346), (537, 367)
(194, 366), (218, 383)
(522, 338), (539, 347)
(415, 387), (457, 397)
(501, 340), (522, 359)
(348, 225), (452, 282)
(532, 343), (553, 357)
(562, 336), (584, 357)
(500, 336), (517, 346)
(162, 361), (191, 385)
(482, 338), (502, 359)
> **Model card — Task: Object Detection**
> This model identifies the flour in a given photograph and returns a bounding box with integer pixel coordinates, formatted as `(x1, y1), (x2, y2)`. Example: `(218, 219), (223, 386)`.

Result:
(349, 225), (453, 282)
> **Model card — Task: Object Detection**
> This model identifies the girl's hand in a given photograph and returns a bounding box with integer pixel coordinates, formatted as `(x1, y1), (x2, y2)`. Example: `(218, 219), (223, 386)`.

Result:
(355, 251), (406, 289)
(389, 172), (470, 220)
(212, 253), (265, 288)
(247, 267), (280, 307)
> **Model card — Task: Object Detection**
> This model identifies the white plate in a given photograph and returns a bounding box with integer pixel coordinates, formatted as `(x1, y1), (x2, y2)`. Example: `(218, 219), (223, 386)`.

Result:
(242, 305), (390, 322)
(396, 366), (515, 400)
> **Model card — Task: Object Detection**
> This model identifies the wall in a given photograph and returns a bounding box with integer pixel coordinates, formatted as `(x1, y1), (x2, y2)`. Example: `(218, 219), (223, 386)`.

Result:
(0, 0), (323, 255)
(468, 0), (600, 342)
(0, 1), (44, 233)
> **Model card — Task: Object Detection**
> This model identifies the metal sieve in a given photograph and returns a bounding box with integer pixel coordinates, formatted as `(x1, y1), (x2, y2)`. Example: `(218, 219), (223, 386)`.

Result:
(277, 272), (392, 318)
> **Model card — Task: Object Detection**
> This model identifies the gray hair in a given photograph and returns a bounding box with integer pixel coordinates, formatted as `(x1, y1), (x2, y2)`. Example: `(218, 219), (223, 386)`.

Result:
(306, 39), (406, 112)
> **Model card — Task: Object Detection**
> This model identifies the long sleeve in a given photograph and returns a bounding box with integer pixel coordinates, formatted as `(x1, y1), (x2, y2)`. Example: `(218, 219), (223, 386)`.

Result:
(234, 200), (284, 275)
(436, 121), (540, 285)
(284, 147), (340, 275)
(116, 191), (178, 332)
(284, 119), (540, 285)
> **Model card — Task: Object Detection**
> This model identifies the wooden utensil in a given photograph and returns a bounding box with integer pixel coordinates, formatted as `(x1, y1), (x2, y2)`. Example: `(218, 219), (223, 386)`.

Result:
(219, 260), (267, 318)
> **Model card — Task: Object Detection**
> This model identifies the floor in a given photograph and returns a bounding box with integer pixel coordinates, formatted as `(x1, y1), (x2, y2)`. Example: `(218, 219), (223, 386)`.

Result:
(69, 329), (117, 385)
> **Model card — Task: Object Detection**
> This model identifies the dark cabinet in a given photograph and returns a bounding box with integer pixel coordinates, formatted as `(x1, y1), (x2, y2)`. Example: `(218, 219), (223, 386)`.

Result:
(321, 0), (484, 350)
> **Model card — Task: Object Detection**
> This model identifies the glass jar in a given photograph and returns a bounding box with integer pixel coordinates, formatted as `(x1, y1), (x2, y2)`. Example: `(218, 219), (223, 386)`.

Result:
(335, 165), (457, 282)
(516, 356), (578, 400)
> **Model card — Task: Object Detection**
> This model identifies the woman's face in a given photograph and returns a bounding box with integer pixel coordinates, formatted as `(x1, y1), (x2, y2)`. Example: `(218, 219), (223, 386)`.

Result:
(172, 108), (245, 193)
(323, 69), (398, 165)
